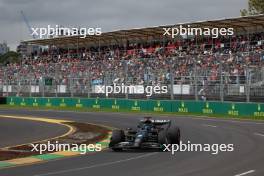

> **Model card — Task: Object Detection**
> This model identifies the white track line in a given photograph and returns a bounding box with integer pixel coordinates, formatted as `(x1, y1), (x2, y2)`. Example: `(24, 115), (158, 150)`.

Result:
(202, 124), (217, 128)
(234, 170), (255, 176)
(254, 133), (264, 137)
(34, 152), (157, 176)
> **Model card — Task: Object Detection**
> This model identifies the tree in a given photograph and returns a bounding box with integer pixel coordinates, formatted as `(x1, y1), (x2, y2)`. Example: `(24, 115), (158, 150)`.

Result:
(0, 51), (21, 65)
(241, 0), (264, 16)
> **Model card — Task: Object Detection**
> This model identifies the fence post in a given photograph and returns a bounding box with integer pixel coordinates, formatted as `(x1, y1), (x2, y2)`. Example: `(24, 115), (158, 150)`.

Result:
(124, 60), (128, 99)
(70, 78), (73, 97)
(55, 78), (58, 97)
(6, 79), (9, 97)
(194, 57), (198, 101)
(17, 75), (21, 97)
(246, 66), (250, 102)
(16, 78), (19, 97)
(29, 79), (32, 97)
(55, 63), (58, 97)
(87, 68), (91, 98)
(170, 59), (174, 100)
(220, 57), (224, 102)
(42, 78), (45, 97)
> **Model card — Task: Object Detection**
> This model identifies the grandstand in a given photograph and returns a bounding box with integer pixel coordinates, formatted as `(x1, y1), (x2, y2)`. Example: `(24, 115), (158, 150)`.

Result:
(1, 15), (264, 102)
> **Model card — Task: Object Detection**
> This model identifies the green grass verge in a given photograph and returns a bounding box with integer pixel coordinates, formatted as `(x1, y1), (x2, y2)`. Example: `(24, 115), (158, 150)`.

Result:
(0, 104), (263, 121)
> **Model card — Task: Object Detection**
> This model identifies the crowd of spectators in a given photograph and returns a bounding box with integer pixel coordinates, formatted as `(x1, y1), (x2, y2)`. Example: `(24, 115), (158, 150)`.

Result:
(1, 32), (264, 89)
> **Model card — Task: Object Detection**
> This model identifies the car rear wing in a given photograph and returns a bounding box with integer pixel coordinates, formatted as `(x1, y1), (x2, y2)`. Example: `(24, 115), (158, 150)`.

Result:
(140, 119), (171, 125)
(152, 120), (171, 125)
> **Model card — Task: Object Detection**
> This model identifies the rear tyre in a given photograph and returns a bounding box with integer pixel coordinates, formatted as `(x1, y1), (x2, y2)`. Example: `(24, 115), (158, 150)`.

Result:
(109, 130), (125, 151)
(158, 130), (170, 151)
(158, 130), (170, 144)
(168, 126), (180, 145)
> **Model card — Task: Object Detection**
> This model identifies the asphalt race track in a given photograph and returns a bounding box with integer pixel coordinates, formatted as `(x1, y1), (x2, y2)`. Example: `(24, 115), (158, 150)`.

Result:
(0, 116), (69, 148)
(0, 109), (264, 176)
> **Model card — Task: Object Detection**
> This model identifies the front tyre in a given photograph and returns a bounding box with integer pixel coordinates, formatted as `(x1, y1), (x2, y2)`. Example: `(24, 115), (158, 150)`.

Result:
(109, 130), (125, 151)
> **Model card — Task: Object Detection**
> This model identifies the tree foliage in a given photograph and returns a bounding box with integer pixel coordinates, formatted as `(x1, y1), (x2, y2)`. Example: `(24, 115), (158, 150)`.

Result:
(0, 51), (21, 65)
(241, 0), (264, 16)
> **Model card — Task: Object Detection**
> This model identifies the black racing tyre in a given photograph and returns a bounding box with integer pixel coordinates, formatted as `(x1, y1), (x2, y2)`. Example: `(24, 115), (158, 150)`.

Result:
(168, 126), (181, 145)
(158, 130), (170, 144)
(109, 130), (125, 151)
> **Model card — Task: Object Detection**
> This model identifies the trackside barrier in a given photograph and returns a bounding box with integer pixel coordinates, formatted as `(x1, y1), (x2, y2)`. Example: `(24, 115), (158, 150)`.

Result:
(6, 97), (264, 118)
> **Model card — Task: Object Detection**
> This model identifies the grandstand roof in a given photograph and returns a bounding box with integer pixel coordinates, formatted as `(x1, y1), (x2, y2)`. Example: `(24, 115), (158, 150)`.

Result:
(24, 14), (264, 48)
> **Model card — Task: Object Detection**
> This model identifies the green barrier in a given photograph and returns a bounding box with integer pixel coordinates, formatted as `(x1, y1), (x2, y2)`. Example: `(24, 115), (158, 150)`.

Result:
(6, 97), (264, 118)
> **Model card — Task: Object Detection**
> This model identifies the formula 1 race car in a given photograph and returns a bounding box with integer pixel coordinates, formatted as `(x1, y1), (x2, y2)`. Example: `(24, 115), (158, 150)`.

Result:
(109, 117), (180, 151)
